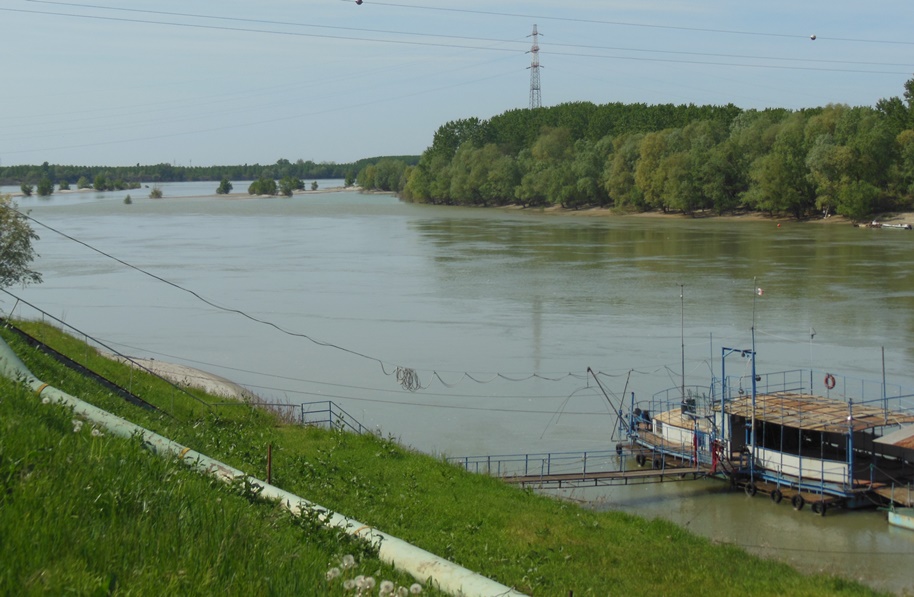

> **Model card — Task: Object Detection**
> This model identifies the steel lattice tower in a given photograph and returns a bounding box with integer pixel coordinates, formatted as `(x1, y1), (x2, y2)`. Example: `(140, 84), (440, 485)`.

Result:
(527, 24), (542, 109)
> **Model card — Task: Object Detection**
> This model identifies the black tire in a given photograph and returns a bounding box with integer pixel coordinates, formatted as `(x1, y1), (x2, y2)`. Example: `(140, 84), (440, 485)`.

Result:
(792, 494), (805, 511)
(615, 443), (624, 456)
(812, 501), (826, 516)
(770, 489), (783, 504)
(652, 457), (662, 470)
(745, 482), (757, 497)
(636, 453), (646, 466)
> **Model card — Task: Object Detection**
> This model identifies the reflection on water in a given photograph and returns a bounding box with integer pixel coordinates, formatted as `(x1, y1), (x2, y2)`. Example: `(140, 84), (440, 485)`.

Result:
(7, 185), (914, 593)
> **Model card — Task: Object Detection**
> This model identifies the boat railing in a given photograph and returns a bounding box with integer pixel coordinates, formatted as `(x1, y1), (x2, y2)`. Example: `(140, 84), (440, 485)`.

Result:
(723, 369), (914, 416)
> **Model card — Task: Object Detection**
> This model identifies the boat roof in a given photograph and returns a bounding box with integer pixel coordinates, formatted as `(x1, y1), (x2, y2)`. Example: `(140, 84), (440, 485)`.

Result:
(875, 425), (914, 449)
(724, 392), (914, 433)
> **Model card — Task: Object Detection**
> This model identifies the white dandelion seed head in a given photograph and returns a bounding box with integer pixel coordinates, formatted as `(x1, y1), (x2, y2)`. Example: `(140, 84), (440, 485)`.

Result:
(91, 428), (103, 437)
(363, 576), (375, 589)
(379, 580), (395, 595)
(343, 579), (355, 590)
(409, 583), (422, 594)
(341, 554), (356, 569)
(397, 587), (409, 597)
(72, 420), (83, 433)
(354, 575), (366, 588)
(325, 567), (341, 581)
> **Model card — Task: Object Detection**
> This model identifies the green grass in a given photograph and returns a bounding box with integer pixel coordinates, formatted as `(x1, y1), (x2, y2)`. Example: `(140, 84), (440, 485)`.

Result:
(0, 321), (888, 596)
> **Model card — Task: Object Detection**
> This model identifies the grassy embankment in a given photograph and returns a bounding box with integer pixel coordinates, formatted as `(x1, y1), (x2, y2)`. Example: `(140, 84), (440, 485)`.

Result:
(0, 321), (886, 596)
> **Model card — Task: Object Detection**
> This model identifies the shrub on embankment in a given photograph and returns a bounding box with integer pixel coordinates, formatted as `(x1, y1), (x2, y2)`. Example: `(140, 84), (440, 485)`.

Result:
(0, 322), (886, 596)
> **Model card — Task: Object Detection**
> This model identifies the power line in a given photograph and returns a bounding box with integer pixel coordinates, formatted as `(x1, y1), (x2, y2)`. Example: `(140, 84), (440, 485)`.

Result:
(358, 0), (914, 46)
(8, 4), (913, 72)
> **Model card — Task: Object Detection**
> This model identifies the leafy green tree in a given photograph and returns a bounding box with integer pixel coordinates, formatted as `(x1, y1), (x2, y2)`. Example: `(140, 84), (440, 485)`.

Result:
(36, 178), (54, 197)
(876, 77), (914, 135)
(58, 179), (70, 191)
(344, 172), (355, 187)
(216, 177), (233, 195)
(93, 174), (107, 191)
(248, 177), (277, 196)
(76, 176), (91, 189)
(605, 133), (645, 209)
(278, 176), (300, 197)
(836, 179), (880, 221)
(895, 130), (914, 199)
(634, 130), (670, 210)
(149, 186), (163, 199)
(19, 183), (33, 197)
(311, 181), (318, 191)
(745, 112), (814, 218)
(0, 195), (42, 288)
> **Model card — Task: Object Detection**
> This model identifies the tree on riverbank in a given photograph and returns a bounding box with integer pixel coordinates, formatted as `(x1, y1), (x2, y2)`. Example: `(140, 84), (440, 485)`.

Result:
(388, 78), (914, 221)
(0, 195), (42, 288)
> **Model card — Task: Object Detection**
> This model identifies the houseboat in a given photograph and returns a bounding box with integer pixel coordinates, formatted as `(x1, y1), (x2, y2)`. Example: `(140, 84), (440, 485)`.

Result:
(619, 346), (914, 515)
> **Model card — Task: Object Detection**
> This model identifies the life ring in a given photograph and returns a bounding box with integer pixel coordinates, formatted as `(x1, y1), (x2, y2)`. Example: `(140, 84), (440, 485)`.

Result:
(770, 489), (783, 504)
(824, 373), (836, 390)
(792, 494), (805, 511)
(636, 453), (646, 466)
(744, 482), (757, 497)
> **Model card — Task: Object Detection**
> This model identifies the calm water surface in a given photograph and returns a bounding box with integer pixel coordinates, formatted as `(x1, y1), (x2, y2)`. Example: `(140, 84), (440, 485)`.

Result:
(7, 184), (914, 593)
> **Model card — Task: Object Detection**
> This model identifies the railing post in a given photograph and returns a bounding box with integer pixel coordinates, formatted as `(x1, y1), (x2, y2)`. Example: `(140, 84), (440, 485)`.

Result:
(547, 453), (552, 476)
(583, 451), (587, 475)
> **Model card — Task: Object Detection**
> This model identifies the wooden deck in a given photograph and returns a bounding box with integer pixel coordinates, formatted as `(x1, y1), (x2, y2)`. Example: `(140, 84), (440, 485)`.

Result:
(502, 465), (704, 488)
(871, 485), (914, 507)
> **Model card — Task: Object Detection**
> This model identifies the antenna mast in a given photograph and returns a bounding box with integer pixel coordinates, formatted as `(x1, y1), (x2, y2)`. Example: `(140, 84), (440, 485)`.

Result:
(527, 24), (543, 109)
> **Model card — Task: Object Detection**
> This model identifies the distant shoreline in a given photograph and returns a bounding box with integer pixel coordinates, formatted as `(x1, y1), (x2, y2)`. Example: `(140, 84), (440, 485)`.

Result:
(6, 184), (913, 227)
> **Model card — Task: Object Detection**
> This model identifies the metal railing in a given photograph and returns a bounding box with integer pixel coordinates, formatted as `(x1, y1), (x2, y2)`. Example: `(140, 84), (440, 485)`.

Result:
(448, 449), (622, 478)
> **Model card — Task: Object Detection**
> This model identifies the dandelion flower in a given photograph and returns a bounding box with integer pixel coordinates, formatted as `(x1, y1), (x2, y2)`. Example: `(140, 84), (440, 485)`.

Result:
(343, 579), (355, 591)
(325, 567), (341, 581)
(91, 428), (104, 437)
(72, 420), (83, 433)
(379, 580), (395, 595)
(409, 583), (422, 594)
(397, 587), (409, 597)
(363, 576), (375, 590)
(341, 554), (356, 569)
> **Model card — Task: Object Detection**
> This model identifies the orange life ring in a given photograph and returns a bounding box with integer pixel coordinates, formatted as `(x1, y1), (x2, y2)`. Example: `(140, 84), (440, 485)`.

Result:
(824, 373), (836, 390)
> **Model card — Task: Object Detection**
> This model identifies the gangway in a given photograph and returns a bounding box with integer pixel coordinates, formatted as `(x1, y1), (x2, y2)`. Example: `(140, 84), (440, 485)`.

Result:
(448, 448), (706, 489)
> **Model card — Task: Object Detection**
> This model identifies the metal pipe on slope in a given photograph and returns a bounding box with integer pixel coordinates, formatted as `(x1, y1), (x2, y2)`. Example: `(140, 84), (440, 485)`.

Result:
(0, 336), (524, 597)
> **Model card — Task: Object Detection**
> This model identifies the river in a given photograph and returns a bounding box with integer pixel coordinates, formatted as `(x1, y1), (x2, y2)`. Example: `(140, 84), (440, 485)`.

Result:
(5, 182), (914, 593)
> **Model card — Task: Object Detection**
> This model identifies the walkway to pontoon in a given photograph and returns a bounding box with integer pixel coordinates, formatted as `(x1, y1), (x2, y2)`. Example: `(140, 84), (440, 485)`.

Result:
(448, 448), (705, 489)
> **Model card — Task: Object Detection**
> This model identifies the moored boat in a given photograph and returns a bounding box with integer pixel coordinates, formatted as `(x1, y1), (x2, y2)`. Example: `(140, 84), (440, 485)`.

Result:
(617, 347), (914, 515)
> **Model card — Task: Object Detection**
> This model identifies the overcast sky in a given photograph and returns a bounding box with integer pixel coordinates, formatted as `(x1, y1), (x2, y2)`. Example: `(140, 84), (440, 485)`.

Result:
(2, 0), (913, 167)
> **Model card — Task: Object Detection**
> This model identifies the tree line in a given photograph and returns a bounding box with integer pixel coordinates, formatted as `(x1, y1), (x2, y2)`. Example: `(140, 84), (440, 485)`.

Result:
(366, 79), (914, 221)
(0, 156), (420, 192)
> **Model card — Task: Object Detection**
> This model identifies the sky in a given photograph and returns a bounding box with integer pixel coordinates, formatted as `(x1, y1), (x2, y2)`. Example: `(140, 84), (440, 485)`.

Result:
(2, 0), (913, 167)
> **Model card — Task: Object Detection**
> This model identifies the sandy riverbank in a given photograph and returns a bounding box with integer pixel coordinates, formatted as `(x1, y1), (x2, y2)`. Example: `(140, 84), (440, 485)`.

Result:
(106, 354), (255, 401)
(501, 204), (914, 227)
